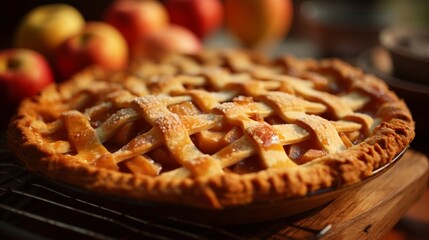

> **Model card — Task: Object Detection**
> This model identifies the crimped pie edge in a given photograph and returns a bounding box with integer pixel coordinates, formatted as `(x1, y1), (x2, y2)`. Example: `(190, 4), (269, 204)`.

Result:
(7, 58), (415, 209)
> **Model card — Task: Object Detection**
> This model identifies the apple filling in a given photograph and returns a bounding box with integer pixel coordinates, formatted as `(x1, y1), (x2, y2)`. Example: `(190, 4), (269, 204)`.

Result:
(9, 49), (415, 209)
(35, 68), (376, 177)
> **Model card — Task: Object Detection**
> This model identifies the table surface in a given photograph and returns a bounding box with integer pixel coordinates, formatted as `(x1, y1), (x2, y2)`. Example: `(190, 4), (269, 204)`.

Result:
(382, 147), (429, 240)
(247, 149), (428, 240)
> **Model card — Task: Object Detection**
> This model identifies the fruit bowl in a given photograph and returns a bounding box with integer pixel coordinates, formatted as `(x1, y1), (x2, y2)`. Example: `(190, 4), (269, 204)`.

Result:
(379, 26), (429, 85)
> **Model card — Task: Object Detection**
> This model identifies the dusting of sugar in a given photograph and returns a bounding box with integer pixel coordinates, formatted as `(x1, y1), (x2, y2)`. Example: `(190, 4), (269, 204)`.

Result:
(135, 95), (159, 106)
(156, 114), (181, 133)
(213, 102), (237, 115)
(233, 96), (253, 104)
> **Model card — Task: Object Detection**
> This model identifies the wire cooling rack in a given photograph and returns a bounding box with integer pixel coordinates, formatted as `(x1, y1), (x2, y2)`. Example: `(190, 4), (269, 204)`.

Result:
(0, 135), (331, 240)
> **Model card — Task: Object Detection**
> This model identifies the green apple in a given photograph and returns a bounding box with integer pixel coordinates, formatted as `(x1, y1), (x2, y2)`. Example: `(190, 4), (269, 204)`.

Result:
(14, 4), (85, 60)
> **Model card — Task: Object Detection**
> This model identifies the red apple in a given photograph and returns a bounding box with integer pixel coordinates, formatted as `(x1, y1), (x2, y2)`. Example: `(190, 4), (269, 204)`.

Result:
(0, 48), (54, 105)
(103, 0), (169, 50)
(164, 0), (223, 39)
(132, 25), (201, 59)
(56, 21), (128, 80)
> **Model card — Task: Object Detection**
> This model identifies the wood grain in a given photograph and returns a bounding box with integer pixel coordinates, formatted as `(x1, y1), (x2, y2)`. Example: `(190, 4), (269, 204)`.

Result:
(266, 149), (428, 239)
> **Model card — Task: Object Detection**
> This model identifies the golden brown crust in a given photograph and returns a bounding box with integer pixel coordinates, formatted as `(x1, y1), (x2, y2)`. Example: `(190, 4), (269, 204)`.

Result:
(7, 49), (415, 209)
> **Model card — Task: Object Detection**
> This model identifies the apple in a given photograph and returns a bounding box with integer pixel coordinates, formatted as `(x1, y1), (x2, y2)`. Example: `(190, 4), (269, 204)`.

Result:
(56, 21), (129, 80)
(0, 48), (54, 115)
(14, 4), (85, 61)
(131, 25), (201, 59)
(164, 0), (223, 39)
(224, 0), (293, 48)
(103, 0), (169, 51)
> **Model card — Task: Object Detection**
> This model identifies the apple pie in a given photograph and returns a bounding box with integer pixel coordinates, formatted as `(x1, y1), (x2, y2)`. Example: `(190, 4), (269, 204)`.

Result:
(7, 49), (414, 209)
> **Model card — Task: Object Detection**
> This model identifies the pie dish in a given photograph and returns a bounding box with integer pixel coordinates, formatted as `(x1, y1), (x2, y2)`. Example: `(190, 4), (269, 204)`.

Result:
(7, 49), (415, 210)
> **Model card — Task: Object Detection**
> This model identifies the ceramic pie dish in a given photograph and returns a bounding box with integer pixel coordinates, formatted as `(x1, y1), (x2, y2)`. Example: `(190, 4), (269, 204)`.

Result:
(7, 49), (414, 222)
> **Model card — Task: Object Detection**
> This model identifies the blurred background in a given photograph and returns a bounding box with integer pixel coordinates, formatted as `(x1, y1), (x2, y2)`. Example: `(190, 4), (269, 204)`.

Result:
(1, 0), (428, 56)
(0, 1), (428, 239)
(2, 0), (428, 152)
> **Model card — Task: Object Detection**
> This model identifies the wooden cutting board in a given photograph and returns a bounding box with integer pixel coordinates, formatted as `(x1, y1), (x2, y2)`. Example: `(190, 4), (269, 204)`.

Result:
(253, 149), (429, 239)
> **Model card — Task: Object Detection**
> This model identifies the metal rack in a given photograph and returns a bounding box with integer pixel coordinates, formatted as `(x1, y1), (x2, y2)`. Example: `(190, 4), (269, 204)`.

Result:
(0, 138), (331, 240)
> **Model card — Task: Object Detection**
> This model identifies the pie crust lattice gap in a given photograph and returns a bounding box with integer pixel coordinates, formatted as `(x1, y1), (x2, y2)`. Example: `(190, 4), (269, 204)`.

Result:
(8, 49), (414, 208)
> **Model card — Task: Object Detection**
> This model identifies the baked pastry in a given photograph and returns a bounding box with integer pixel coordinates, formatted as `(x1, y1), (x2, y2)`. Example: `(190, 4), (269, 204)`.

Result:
(8, 49), (414, 209)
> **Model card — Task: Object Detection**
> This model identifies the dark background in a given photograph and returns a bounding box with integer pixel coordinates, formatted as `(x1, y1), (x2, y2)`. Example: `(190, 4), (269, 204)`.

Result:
(0, 1), (115, 49)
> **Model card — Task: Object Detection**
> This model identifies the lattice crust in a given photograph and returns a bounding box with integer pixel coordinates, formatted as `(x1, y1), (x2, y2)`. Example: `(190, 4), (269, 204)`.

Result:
(8, 49), (414, 209)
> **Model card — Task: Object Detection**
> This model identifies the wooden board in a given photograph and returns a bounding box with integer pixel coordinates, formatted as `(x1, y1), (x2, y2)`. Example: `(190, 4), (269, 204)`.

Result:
(252, 149), (429, 239)
(79, 149), (428, 239)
